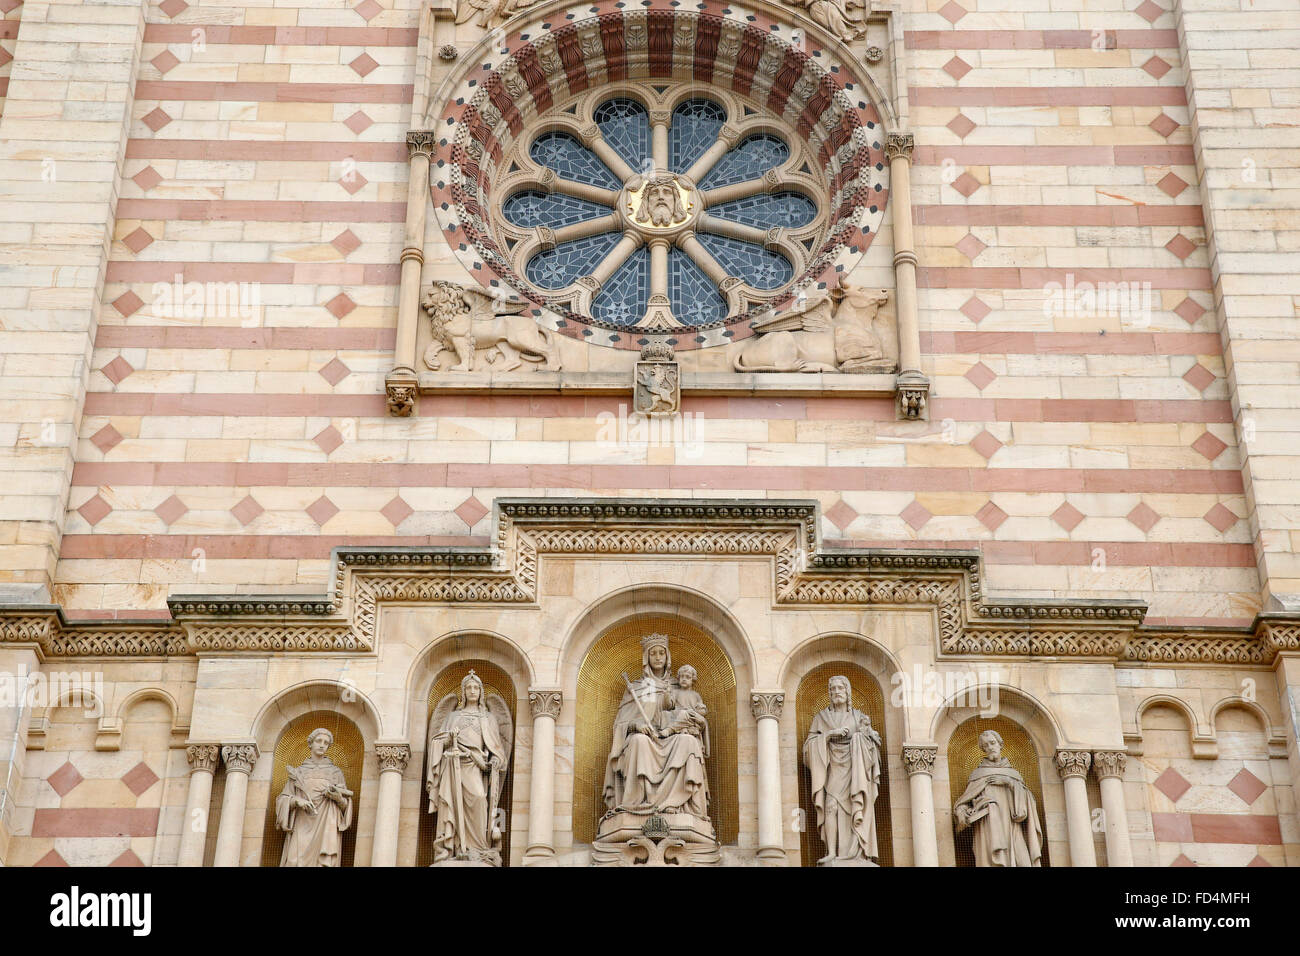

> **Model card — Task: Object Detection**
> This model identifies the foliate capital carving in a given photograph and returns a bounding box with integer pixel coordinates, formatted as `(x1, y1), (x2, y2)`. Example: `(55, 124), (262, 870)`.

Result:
(648, 109), (671, 127)
(749, 690), (785, 721)
(222, 743), (260, 774)
(884, 132), (915, 162)
(897, 379), (929, 421)
(186, 744), (220, 773)
(718, 124), (741, 149)
(902, 745), (938, 777)
(1054, 749), (1092, 780)
(578, 124), (601, 148)
(529, 688), (562, 719)
(1092, 750), (1127, 779)
(375, 744), (411, 773)
(406, 130), (437, 161)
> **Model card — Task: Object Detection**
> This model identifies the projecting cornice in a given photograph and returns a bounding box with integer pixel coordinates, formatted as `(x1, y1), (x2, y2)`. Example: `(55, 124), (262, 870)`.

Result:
(2, 498), (1297, 664)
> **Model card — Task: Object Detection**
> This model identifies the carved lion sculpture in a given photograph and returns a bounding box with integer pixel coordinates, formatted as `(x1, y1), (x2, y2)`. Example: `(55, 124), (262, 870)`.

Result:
(732, 283), (892, 373)
(423, 281), (561, 373)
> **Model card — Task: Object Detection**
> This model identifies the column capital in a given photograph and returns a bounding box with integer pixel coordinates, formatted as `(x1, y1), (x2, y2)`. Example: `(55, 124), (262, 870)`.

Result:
(375, 743), (411, 774)
(902, 745), (938, 777)
(749, 690), (785, 721)
(1054, 748), (1092, 780)
(406, 130), (437, 160)
(1092, 750), (1127, 779)
(186, 744), (220, 773)
(884, 131), (915, 161)
(528, 688), (562, 719)
(221, 743), (260, 775)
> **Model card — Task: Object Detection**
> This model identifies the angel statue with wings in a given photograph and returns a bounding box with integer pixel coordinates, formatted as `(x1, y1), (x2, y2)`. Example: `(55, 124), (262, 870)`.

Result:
(426, 671), (514, 866)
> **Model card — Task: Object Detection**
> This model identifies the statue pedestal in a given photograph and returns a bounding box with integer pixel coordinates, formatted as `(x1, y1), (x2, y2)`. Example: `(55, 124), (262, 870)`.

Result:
(817, 856), (879, 867)
(591, 809), (720, 866)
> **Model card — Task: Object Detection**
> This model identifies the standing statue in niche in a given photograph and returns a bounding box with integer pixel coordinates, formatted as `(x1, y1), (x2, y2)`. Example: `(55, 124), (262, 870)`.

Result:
(275, 727), (354, 867)
(802, 675), (882, 865)
(593, 633), (719, 865)
(952, 729), (1044, 867)
(426, 671), (514, 866)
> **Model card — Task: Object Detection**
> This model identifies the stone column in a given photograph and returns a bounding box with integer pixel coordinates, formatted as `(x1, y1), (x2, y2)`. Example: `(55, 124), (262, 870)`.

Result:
(176, 744), (220, 867)
(523, 689), (561, 866)
(212, 744), (259, 868)
(370, 744), (411, 867)
(1055, 749), (1096, 867)
(750, 690), (786, 865)
(884, 131), (929, 421)
(386, 130), (436, 416)
(902, 745), (939, 867)
(649, 109), (670, 171)
(1092, 750), (1133, 867)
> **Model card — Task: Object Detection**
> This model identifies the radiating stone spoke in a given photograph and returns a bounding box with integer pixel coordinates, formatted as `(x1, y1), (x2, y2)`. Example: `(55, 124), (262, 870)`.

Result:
(678, 232), (730, 285)
(698, 213), (769, 246)
(701, 176), (770, 208)
(589, 231), (643, 286)
(551, 214), (620, 245)
(549, 176), (621, 207)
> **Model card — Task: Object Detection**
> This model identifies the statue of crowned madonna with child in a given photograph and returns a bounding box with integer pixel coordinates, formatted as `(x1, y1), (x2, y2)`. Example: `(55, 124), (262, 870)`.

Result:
(593, 632), (720, 865)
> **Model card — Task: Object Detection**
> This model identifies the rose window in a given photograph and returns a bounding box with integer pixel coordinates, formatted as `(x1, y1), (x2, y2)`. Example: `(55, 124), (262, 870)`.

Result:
(489, 90), (830, 332)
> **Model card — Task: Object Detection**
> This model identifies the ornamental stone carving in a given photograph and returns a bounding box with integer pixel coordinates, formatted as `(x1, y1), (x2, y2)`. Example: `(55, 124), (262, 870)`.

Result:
(953, 729), (1043, 867)
(594, 633), (720, 865)
(633, 342), (680, 417)
(528, 689), (562, 720)
(750, 691), (785, 721)
(1092, 750), (1126, 779)
(781, 0), (869, 43)
(426, 670), (514, 866)
(733, 282), (895, 374)
(802, 676), (882, 865)
(221, 743), (259, 774)
(275, 728), (354, 867)
(385, 379), (417, 417)
(884, 132), (915, 162)
(902, 745), (938, 776)
(1054, 749), (1092, 779)
(186, 744), (220, 773)
(422, 280), (561, 373)
(375, 744), (411, 774)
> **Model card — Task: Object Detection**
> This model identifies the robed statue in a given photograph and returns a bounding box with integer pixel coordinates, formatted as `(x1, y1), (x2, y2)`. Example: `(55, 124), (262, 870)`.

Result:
(275, 727), (354, 867)
(952, 729), (1043, 867)
(426, 671), (514, 866)
(802, 675), (882, 865)
(602, 633), (710, 819)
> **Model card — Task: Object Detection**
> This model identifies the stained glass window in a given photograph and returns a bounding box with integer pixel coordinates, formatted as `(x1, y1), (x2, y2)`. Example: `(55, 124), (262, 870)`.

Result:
(708, 191), (817, 230)
(698, 134), (789, 189)
(503, 190), (612, 228)
(592, 247), (650, 326)
(697, 234), (793, 290)
(668, 249), (728, 325)
(525, 232), (621, 289)
(594, 98), (651, 174)
(669, 99), (726, 174)
(530, 132), (621, 188)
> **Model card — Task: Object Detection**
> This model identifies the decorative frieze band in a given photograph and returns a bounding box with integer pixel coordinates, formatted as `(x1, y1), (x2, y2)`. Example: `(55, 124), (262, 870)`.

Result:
(529, 689), (562, 720)
(2, 498), (1292, 665)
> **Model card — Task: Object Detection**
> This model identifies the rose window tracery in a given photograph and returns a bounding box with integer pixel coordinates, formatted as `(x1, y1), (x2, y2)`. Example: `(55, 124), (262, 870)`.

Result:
(492, 90), (832, 331)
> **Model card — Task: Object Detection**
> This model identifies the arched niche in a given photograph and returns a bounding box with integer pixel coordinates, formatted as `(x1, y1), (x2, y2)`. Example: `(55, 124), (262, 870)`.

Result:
(259, 711), (365, 867)
(793, 661), (893, 867)
(415, 659), (518, 867)
(403, 630), (533, 867)
(933, 687), (1064, 868)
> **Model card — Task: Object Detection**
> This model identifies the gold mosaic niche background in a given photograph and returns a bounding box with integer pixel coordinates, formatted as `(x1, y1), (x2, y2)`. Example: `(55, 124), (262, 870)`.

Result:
(796, 662), (893, 867)
(947, 715), (1051, 867)
(417, 659), (517, 867)
(573, 614), (738, 845)
(260, 710), (364, 867)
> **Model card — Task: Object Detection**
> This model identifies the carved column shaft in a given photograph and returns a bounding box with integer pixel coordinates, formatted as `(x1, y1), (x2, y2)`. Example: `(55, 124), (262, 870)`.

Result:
(1092, 750), (1133, 867)
(902, 745), (939, 867)
(212, 743), (259, 867)
(392, 132), (435, 388)
(750, 690), (786, 864)
(177, 744), (219, 866)
(370, 743), (411, 867)
(1055, 749), (1097, 867)
(885, 132), (928, 420)
(524, 688), (562, 865)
